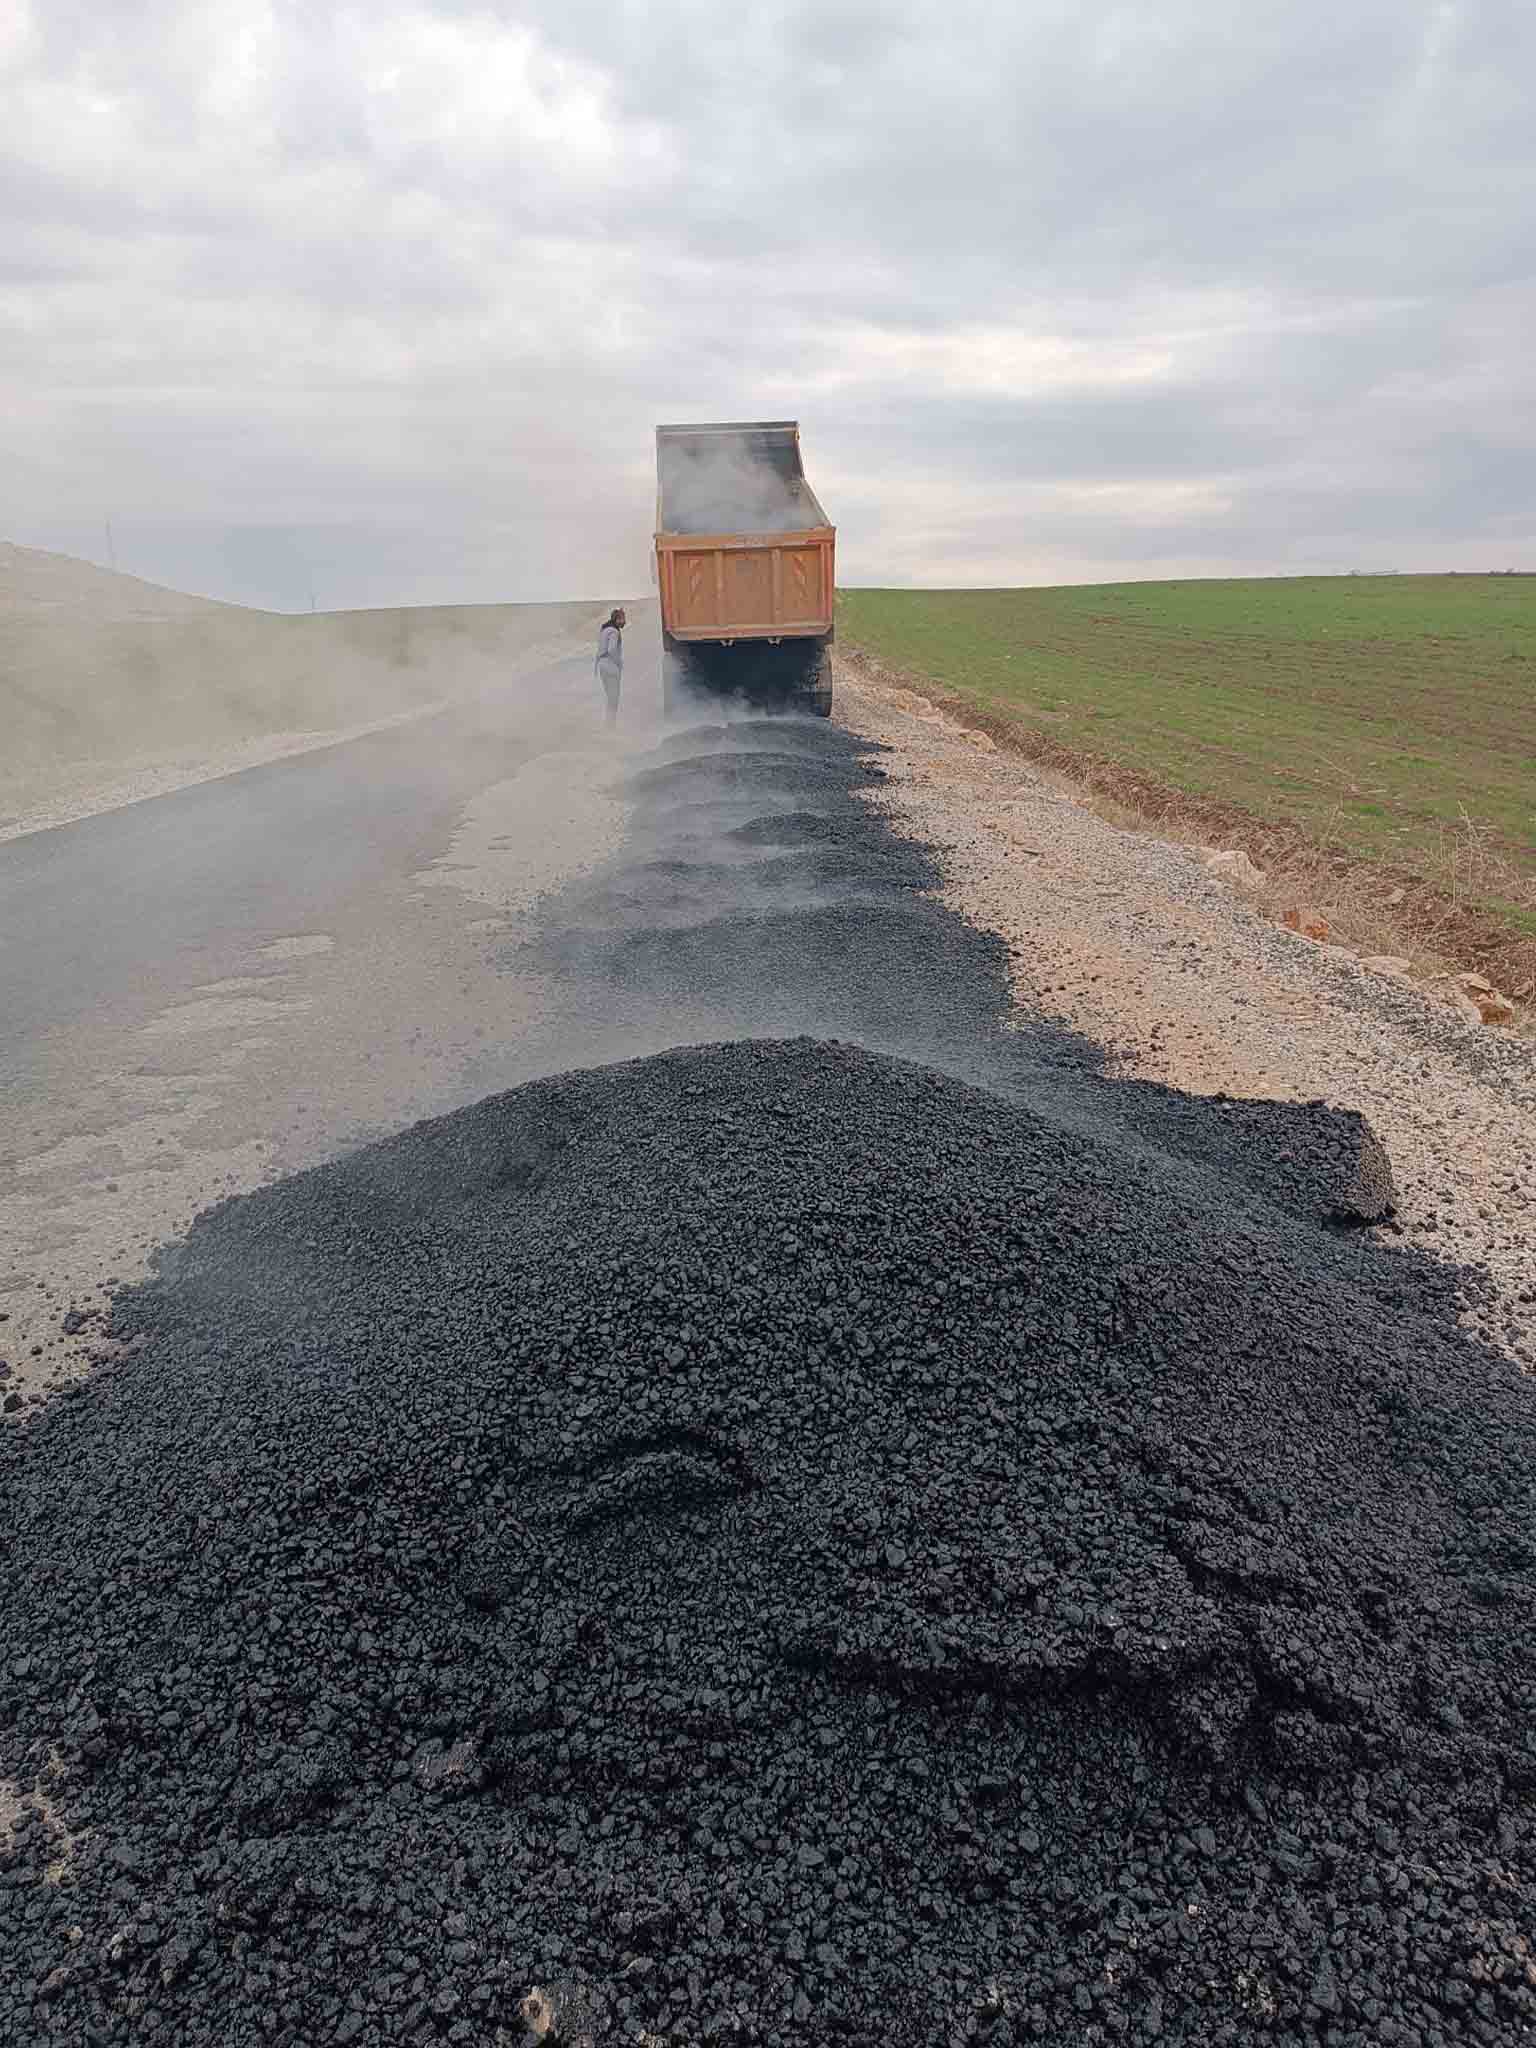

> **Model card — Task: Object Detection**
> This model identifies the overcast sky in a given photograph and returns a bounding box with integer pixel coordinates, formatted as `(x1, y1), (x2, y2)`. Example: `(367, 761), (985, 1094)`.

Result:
(3, 1), (1532, 610)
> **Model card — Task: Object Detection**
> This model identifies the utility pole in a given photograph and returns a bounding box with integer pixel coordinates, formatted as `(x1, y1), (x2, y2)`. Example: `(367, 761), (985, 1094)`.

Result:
(104, 518), (117, 571)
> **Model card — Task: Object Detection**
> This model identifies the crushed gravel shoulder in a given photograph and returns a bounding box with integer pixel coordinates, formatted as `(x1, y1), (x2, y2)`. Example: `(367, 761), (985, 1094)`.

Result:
(834, 661), (1536, 1366)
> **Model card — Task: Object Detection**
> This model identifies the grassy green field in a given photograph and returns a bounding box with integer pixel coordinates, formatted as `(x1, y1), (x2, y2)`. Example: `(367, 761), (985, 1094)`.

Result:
(837, 577), (1536, 922)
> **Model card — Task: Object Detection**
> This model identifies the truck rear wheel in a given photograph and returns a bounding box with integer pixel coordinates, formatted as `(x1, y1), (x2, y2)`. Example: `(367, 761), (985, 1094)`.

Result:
(798, 650), (833, 719)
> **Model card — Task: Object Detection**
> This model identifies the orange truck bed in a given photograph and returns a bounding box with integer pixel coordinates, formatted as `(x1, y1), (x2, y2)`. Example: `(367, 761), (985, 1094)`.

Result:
(654, 421), (836, 715)
(656, 526), (835, 641)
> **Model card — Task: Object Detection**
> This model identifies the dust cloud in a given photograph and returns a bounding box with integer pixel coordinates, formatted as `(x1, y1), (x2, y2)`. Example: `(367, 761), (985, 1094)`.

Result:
(0, 541), (610, 839)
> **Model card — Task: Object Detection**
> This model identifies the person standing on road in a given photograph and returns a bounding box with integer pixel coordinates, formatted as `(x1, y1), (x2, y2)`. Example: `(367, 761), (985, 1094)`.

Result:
(595, 607), (626, 729)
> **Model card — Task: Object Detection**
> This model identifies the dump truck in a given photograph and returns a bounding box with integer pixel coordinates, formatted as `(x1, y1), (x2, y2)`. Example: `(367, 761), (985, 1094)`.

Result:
(655, 420), (836, 719)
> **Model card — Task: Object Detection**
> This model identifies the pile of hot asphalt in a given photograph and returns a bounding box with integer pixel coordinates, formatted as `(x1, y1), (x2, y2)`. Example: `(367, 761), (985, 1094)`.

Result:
(4, 723), (1534, 2047)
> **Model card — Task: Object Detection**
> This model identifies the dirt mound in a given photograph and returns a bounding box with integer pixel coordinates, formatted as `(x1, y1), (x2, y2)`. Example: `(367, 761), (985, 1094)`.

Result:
(3, 1035), (1534, 2044)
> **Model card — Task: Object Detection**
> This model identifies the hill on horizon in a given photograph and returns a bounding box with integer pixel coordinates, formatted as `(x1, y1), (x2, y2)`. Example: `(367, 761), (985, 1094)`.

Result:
(0, 540), (247, 626)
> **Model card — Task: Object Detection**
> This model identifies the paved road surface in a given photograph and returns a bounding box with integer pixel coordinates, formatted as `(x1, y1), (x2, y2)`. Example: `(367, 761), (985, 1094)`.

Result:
(0, 658), (595, 1095)
(0, 647), (648, 1391)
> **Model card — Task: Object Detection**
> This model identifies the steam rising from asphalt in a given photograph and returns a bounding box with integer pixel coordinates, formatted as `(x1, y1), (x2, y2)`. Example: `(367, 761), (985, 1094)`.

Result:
(501, 711), (1056, 1101)
(656, 439), (818, 537)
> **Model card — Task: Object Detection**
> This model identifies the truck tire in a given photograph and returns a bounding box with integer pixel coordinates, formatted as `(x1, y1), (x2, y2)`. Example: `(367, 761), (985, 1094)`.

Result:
(800, 650), (833, 719)
(662, 647), (688, 722)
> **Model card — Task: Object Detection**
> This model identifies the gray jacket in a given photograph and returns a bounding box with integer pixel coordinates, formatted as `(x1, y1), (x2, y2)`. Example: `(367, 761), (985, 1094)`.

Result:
(595, 623), (623, 682)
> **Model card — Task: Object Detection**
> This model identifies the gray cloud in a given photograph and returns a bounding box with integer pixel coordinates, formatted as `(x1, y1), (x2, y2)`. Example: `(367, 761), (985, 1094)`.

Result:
(2, 0), (1532, 607)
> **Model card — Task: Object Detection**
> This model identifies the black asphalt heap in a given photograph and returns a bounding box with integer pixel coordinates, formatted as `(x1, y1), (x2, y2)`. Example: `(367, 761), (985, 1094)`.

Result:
(3, 721), (1533, 2048)
(534, 721), (1399, 1236)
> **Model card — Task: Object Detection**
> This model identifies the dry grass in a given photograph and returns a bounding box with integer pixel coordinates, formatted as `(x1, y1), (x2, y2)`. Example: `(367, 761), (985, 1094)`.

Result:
(840, 645), (1533, 1036)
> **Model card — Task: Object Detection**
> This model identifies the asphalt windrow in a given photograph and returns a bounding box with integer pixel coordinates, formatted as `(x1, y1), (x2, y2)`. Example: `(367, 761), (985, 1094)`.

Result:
(2, 719), (1531, 2047)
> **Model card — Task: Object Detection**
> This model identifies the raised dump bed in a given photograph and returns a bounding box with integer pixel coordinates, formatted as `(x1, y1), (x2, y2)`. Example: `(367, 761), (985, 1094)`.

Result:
(655, 420), (836, 717)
